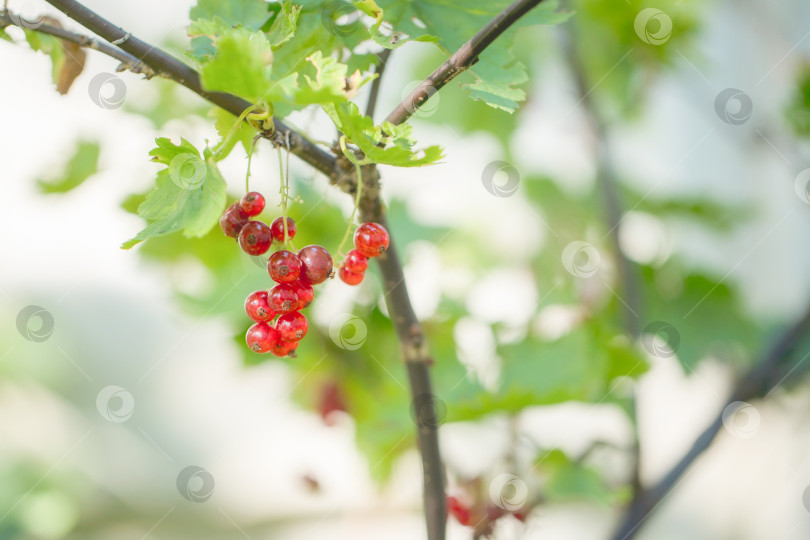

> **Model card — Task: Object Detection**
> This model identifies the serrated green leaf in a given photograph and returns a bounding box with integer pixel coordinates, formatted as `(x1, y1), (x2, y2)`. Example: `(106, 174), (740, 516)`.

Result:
(123, 139), (226, 249)
(193, 22), (273, 101)
(323, 102), (444, 167)
(189, 0), (271, 30)
(36, 141), (100, 194)
(265, 0), (301, 49)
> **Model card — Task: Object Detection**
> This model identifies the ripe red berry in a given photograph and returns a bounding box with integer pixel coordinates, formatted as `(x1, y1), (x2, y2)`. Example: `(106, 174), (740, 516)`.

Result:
(271, 339), (299, 357)
(238, 221), (272, 256)
(268, 250), (302, 283)
(220, 203), (249, 238)
(239, 192), (265, 216)
(446, 496), (472, 526)
(276, 311), (308, 342)
(244, 290), (275, 322)
(291, 280), (314, 310)
(245, 322), (280, 353)
(298, 245), (333, 284)
(343, 249), (368, 273)
(353, 222), (389, 258)
(338, 266), (364, 286)
(267, 283), (299, 314)
(270, 217), (296, 243)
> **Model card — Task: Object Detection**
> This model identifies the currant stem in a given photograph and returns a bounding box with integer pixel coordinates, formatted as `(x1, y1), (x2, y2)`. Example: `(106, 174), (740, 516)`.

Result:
(276, 143), (294, 251)
(212, 104), (259, 162)
(245, 135), (259, 193)
(336, 163), (363, 259)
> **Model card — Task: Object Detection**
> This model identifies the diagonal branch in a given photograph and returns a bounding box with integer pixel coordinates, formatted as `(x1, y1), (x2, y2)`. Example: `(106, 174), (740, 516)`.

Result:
(385, 0), (549, 125)
(41, 0), (338, 180)
(610, 303), (810, 540)
(0, 11), (154, 76)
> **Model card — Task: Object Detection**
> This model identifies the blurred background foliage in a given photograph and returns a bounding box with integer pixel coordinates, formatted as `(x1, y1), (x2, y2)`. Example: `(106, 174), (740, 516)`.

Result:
(2, 0), (810, 538)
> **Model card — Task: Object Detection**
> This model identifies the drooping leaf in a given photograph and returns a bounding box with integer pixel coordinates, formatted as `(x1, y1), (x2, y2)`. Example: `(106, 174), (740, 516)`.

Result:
(122, 138), (226, 249)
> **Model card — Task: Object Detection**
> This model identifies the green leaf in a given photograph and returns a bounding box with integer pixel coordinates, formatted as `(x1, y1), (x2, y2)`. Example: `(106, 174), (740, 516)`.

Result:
(640, 265), (761, 371)
(374, 0), (571, 111)
(191, 21), (273, 101)
(189, 0), (271, 30)
(122, 138), (226, 249)
(267, 51), (373, 107)
(536, 449), (614, 504)
(265, 0), (301, 49)
(210, 107), (256, 159)
(36, 141), (100, 194)
(323, 102), (444, 167)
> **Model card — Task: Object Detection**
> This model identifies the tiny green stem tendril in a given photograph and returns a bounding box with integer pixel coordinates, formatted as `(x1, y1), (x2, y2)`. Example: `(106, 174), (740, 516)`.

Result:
(212, 104), (260, 162)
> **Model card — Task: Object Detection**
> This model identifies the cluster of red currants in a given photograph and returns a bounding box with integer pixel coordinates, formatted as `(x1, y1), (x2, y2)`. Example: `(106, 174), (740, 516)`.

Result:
(337, 222), (390, 286)
(219, 191), (333, 357)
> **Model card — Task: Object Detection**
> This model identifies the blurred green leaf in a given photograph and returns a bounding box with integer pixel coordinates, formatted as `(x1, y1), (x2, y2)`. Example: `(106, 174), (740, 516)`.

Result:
(36, 141), (99, 194)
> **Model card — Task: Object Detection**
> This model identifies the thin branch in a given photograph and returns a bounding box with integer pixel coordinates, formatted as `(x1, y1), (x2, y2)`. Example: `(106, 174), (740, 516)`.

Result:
(560, 19), (644, 496)
(385, 0), (549, 125)
(41, 0), (338, 180)
(610, 303), (810, 540)
(364, 48), (392, 120)
(0, 11), (154, 76)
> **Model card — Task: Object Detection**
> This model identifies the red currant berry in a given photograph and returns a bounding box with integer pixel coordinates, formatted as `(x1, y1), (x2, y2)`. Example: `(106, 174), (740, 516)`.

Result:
(239, 192), (265, 216)
(245, 322), (280, 353)
(354, 222), (389, 258)
(343, 249), (369, 273)
(276, 311), (308, 342)
(244, 290), (275, 322)
(291, 280), (314, 310)
(338, 266), (364, 286)
(238, 221), (272, 256)
(298, 245), (333, 285)
(268, 250), (302, 283)
(267, 283), (299, 314)
(446, 496), (472, 526)
(270, 217), (296, 243)
(271, 339), (299, 358)
(513, 511), (527, 522)
(220, 203), (249, 238)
